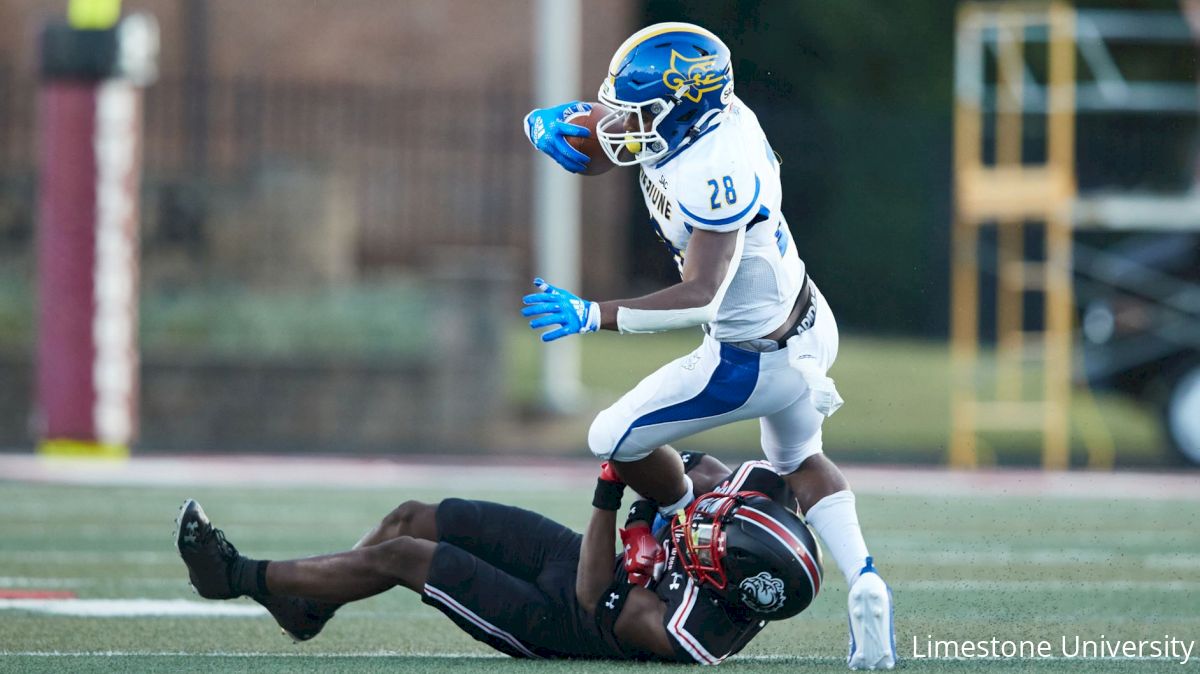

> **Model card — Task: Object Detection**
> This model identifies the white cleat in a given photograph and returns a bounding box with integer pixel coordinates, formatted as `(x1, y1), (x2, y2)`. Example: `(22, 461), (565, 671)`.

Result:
(847, 557), (895, 670)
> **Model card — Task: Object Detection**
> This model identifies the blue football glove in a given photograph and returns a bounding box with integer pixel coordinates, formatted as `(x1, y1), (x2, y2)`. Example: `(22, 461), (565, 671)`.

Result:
(521, 277), (600, 342)
(523, 101), (593, 174)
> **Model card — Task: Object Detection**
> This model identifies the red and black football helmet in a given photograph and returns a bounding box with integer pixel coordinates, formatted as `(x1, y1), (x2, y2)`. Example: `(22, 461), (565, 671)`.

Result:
(670, 491), (822, 620)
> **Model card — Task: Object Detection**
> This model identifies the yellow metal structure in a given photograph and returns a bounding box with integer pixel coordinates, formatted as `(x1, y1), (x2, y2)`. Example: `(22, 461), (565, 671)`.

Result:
(68, 0), (122, 30)
(951, 2), (1076, 469)
(38, 439), (130, 460)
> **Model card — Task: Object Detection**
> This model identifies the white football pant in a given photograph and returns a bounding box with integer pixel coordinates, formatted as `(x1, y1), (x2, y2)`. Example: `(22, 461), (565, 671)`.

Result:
(588, 286), (839, 475)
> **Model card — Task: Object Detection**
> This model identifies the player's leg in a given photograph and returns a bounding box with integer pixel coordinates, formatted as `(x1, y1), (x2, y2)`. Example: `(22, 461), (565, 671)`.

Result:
(608, 446), (691, 511)
(420, 539), (602, 659)
(264, 499), (439, 632)
(264, 536), (435, 601)
(271, 499), (439, 639)
(758, 303), (894, 670)
(589, 336), (767, 514)
(353, 500), (439, 548)
(762, 396), (894, 670)
(433, 498), (582, 582)
(759, 397), (866, 576)
(268, 499), (575, 639)
(175, 499), (424, 641)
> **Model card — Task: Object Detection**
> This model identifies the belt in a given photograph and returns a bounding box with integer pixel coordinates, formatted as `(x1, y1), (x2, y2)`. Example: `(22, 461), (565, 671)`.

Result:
(772, 276), (814, 348)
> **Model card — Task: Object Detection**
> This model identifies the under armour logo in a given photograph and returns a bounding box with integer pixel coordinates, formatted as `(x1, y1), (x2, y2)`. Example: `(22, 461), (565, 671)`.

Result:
(605, 592), (619, 610)
(669, 572), (683, 590)
(186, 522), (198, 531)
(183, 534), (196, 544)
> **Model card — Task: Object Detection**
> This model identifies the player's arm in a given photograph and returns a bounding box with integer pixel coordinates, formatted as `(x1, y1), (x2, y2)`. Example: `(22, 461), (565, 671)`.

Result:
(597, 162), (762, 334)
(612, 586), (674, 658)
(523, 159), (760, 341)
(520, 229), (742, 341)
(576, 463), (623, 611)
(576, 507), (617, 612)
(597, 227), (742, 332)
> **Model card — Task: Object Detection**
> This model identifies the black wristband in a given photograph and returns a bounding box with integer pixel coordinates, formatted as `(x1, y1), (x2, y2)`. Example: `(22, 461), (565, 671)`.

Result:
(679, 450), (707, 473)
(592, 478), (625, 511)
(625, 499), (657, 528)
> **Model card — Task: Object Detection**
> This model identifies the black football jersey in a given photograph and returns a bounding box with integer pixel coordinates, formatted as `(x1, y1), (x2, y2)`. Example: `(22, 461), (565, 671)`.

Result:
(598, 460), (796, 664)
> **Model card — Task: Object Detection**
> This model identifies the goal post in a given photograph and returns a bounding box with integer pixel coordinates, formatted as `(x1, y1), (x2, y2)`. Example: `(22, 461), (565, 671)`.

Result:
(33, 8), (157, 458)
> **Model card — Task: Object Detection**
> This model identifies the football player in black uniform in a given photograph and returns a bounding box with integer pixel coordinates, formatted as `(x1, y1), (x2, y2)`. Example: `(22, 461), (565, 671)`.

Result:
(175, 452), (820, 663)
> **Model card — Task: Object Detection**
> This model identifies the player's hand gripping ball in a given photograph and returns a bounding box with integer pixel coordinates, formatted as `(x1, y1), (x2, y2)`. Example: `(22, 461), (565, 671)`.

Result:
(522, 277), (600, 342)
(523, 101), (615, 175)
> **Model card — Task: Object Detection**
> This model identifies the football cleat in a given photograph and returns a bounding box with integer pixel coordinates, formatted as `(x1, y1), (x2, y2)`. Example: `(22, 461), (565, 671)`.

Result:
(175, 499), (242, 600)
(254, 595), (336, 642)
(847, 557), (895, 670)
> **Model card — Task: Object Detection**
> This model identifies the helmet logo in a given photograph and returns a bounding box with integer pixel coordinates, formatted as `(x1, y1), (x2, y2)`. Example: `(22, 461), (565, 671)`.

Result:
(720, 80), (734, 105)
(663, 50), (727, 103)
(739, 571), (786, 613)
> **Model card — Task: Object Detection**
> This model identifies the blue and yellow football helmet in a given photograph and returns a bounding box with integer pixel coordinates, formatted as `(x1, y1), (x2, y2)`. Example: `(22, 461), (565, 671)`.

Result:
(597, 22), (734, 166)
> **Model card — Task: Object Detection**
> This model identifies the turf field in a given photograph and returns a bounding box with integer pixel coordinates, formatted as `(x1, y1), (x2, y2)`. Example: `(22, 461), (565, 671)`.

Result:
(1, 459), (1197, 672)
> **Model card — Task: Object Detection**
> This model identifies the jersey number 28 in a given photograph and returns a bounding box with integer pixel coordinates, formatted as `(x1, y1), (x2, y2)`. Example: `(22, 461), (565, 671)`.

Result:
(707, 175), (737, 209)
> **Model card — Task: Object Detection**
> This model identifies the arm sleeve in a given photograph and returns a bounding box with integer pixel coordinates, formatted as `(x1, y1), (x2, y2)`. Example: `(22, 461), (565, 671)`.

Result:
(615, 227), (744, 334)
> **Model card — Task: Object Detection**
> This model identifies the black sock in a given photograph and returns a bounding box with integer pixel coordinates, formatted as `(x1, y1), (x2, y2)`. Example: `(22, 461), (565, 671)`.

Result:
(255, 560), (270, 597)
(230, 557), (271, 597)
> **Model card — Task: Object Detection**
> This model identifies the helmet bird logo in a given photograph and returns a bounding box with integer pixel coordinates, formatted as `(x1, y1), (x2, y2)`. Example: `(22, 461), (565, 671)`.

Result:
(662, 51), (727, 103)
(739, 571), (786, 613)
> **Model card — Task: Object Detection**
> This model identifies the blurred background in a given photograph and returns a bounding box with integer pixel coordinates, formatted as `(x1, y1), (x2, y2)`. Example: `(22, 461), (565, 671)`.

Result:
(0, 0), (1196, 469)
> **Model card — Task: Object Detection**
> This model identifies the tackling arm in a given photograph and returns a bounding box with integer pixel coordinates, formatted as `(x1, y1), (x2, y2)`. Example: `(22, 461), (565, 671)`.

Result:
(576, 508), (675, 660)
(599, 227), (744, 333)
(575, 505), (618, 613)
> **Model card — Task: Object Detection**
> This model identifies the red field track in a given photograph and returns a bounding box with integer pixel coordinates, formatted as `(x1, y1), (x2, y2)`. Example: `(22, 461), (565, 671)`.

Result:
(0, 590), (77, 599)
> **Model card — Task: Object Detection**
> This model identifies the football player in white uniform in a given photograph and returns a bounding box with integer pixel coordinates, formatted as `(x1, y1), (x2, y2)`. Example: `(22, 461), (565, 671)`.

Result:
(522, 22), (895, 670)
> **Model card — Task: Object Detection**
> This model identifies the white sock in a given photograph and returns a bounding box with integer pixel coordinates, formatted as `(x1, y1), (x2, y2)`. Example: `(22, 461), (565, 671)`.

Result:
(805, 490), (871, 586)
(657, 474), (694, 517)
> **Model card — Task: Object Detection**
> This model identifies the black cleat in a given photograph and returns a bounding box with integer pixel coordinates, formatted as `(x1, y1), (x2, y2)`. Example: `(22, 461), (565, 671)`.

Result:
(254, 595), (337, 642)
(175, 499), (242, 599)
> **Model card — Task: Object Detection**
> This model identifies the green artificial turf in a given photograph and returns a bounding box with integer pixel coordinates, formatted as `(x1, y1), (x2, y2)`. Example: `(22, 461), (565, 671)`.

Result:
(1, 477), (1197, 673)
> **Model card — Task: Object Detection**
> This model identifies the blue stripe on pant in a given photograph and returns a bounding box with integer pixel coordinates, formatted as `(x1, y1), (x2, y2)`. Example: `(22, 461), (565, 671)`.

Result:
(611, 343), (761, 459)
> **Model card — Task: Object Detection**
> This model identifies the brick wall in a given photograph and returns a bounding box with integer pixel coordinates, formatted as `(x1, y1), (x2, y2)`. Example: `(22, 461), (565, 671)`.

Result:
(0, 0), (641, 296)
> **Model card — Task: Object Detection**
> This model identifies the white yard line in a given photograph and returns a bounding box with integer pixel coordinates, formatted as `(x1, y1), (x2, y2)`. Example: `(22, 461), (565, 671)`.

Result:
(0, 576), (186, 588)
(901, 579), (1200, 591)
(0, 651), (1189, 663)
(0, 598), (266, 617)
(0, 651), (508, 658)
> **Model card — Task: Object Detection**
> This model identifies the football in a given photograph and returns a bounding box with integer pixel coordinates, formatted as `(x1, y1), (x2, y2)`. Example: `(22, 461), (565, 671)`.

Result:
(564, 102), (617, 176)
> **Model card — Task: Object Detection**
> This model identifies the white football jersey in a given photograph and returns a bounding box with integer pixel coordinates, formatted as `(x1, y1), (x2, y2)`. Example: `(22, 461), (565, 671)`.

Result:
(637, 95), (804, 342)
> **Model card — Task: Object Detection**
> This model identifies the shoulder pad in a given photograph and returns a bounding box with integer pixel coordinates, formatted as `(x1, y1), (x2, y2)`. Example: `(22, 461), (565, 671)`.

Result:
(675, 141), (762, 233)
